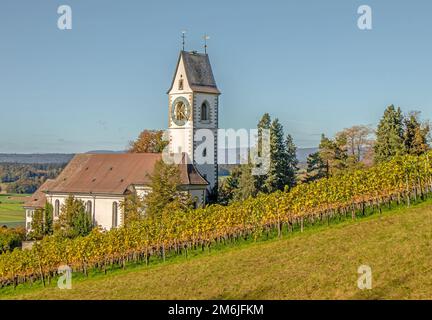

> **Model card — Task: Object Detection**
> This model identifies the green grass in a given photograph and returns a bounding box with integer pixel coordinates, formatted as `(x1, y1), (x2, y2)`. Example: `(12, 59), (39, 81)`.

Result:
(1, 198), (432, 300)
(0, 194), (28, 227)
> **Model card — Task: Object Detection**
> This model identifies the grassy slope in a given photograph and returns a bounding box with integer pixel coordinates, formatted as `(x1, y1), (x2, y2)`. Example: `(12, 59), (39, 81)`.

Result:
(2, 200), (432, 300)
(0, 194), (27, 227)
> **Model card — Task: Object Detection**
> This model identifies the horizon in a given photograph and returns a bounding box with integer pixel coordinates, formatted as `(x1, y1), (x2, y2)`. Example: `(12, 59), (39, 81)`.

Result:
(2, 0), (432, 153)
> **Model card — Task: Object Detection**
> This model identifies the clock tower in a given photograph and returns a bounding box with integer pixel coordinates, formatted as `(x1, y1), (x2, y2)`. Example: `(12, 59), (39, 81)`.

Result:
(167, 50), (220, 195)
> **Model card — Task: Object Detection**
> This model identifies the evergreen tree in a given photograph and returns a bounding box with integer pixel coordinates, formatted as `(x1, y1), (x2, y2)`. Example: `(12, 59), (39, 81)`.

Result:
(254, 113), (271, 193)
(28, 203), (54, 240)
(374, 105), (405, 163)
(403, 111), (430, 156)
(29, 208), (45, 240)
(264, 118), (289, 193)
(232, 162), (258, 201)
(55, 196), (93, 238)
(304, 152), (327, 182)
(217, 168), (241, 205)
(284, 134), (298, 189)
(318, 134), (347, 176)
(43, 202), (53, 236)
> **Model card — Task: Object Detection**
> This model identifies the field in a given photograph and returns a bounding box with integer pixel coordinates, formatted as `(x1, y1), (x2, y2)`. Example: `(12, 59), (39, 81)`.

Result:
(0, 194), (28, 228)
(2, 199), (431, 300)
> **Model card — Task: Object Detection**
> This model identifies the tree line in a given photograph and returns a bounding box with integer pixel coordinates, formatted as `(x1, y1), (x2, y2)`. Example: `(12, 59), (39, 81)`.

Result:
(0, 163), (66, 194)
(305, 105), (430, 182)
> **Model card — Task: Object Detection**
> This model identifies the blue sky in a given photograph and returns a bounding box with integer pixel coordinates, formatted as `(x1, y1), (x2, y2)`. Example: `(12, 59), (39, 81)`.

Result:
(1, 0), (432, 153)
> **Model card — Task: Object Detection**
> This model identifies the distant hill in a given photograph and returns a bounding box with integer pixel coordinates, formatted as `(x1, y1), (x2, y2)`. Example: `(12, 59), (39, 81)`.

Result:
(0, 154), (75, 164)
(0, 147), (317, 166)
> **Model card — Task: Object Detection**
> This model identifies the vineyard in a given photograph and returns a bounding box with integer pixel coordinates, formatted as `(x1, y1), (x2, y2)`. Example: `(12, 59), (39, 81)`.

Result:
(1, 152), (432, 289)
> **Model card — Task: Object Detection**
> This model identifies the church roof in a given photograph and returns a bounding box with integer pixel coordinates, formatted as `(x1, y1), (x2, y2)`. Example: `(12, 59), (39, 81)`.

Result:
(23, 179), (56, 208)
(44, 153), (208, 196)
(168, 51), (220, 94)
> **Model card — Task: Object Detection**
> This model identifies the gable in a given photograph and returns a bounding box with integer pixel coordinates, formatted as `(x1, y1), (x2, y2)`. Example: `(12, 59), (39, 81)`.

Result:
(168, 51), (220, 95)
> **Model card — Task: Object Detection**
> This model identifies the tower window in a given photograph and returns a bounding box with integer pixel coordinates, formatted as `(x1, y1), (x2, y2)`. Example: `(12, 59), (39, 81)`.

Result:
(178, 78), (184, 90)
(112, 202), (118, 228)
(54, 200), (60, 217)
(201, 102), (209, 121)
(86, 200), (92, 214)
(203, 148), (207, 157)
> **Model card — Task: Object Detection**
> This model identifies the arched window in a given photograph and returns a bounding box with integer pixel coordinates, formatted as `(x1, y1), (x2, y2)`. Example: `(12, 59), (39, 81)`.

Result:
(86, 200), (92, 215)
(200, 102), (209, 121)
(112, 202), (118, 228)
(203, 148), (207, 157)
(178, 78), (184, 90)
(54, 200), (60, 217)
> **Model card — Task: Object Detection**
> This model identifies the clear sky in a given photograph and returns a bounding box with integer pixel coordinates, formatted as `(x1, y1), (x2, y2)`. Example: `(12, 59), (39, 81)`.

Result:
(1, 0), (431, 153)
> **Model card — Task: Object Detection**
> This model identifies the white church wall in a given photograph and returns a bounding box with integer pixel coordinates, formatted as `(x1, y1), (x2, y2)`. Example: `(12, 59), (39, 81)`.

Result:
(48, 194), (124, 231)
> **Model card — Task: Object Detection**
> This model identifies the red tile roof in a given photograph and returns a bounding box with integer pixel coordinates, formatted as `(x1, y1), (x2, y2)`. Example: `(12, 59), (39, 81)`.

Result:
(23, 179), (56, 208)
(45, 153), (208, 195)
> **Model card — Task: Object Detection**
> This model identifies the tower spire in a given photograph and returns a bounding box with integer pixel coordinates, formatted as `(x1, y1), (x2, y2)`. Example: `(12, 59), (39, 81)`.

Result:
(203, 34), (210, 54)
(181, 30), (186, 51)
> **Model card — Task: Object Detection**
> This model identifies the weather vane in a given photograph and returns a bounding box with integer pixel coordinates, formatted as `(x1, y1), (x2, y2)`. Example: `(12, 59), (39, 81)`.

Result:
(181, 30), (187, 51)
(203, 34), (210, 54)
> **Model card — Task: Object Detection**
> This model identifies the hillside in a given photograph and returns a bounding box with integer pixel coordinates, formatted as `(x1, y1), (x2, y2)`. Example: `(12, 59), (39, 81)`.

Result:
(2, 199), (431, 300)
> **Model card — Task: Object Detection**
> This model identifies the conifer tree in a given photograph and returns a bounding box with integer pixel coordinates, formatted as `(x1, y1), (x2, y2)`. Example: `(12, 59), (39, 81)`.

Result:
(55, 196), (93, 238)
(304, 152), (327, 182)
(254, 113), (271, 193)
(284, 134), (298, 189)
(374, 105), (405, 163)
(264, 118), (288, 193)
(43, 202), (53, 236)
(233, 162), (257, 201)
(403, 111), (430, 156)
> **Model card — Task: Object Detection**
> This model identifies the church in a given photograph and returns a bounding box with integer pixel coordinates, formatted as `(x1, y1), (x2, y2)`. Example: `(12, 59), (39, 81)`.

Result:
(24, 50), (220, 231)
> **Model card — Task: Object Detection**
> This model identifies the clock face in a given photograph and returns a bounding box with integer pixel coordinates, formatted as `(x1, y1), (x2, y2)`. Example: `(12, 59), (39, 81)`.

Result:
(171, 97), (191, 126)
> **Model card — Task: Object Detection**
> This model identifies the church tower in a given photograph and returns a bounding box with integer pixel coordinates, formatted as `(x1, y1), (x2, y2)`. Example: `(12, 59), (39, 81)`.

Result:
(167, 51), (220, 195)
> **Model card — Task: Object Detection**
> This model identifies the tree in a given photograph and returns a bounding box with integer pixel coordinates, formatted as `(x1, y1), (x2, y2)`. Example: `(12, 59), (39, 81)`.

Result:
(28, 202), (54, 240)
(128, 130), (168, 153)
(403, 111), (430, 156)
(304, 152), (327, 182)
(43, 202), (53, 236)
(120, 192), (145, 227)
(218, 168), (241, 205)
(144, 160), (193, 220)
(254, 113), (271, 193)
(264, 119), (289, 193)
(55, 196), (93, 238)
(284, 134), (299, 189)
(335, 125), (374, 163)
(374, 105), (405, 163)
(318, 134), (347, 176)
(232, 162), (258, 202)
(29, 208), (45, 240)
